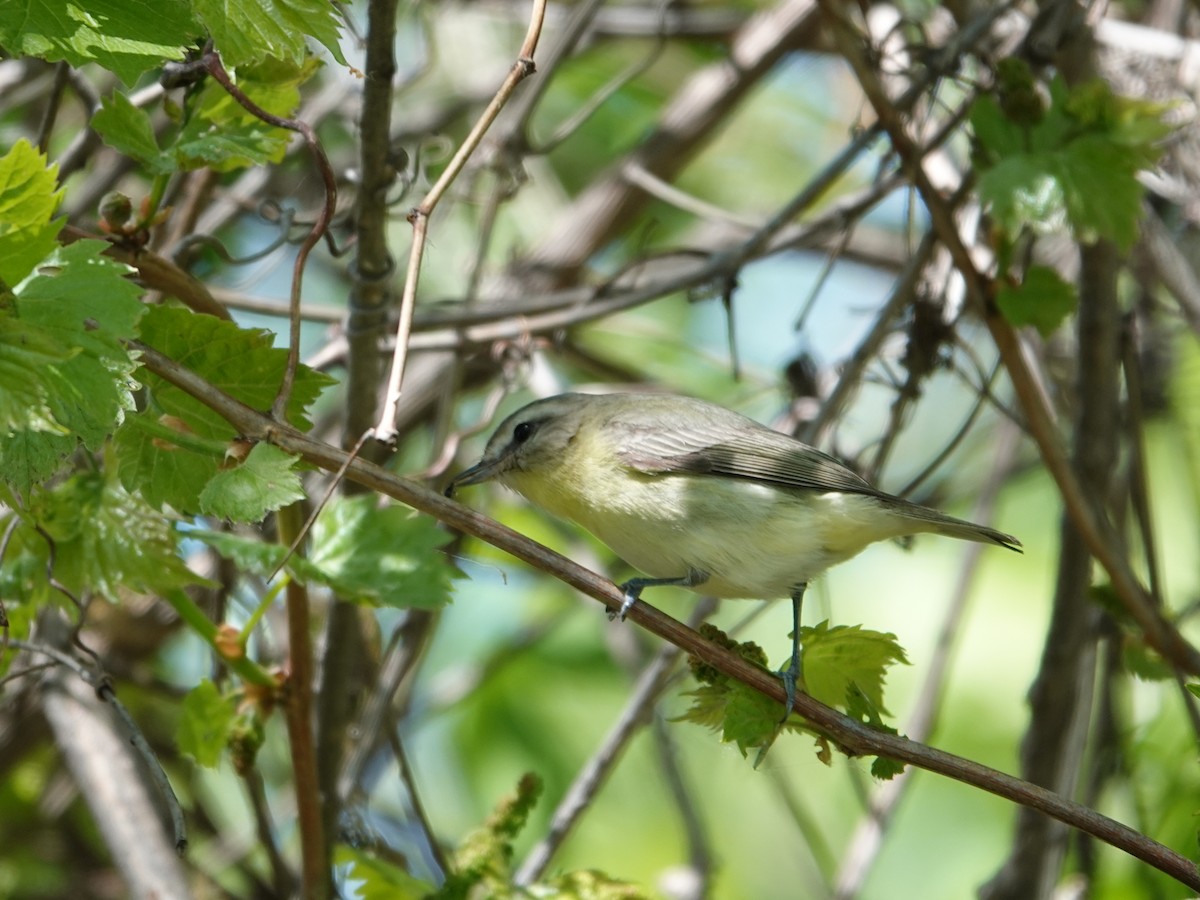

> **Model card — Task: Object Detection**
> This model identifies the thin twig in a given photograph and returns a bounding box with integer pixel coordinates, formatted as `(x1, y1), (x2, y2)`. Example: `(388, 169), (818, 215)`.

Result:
(243, 769), (298, 896)
(530, 8), (670, 154)
(375, 0), (548, 441)
(895, 359), (1000, 499)
(803, 232), (937, 444)
(268, 430), (372, 583)
(338, 610), (438, 797)
(1121, 317), (1200, 741)
(499, 0), (606, 145)
(34, 62), (69, 153)
(651, 713), (714, 896)
(346, 0), (401, 441)
(275, 503), (328, 899)
(0, 514), (18, 655)
(767, 765), (837, 890)
(388, 728), (452, 880)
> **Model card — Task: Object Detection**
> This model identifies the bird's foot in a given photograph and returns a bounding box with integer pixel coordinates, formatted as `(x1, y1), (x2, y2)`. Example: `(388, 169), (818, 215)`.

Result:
(610, 583), (640, 621)
(778, 657), (801, 724)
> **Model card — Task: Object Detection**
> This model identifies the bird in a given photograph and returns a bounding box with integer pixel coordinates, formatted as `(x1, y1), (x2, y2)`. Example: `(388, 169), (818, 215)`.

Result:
(446, 391), (1021, 714)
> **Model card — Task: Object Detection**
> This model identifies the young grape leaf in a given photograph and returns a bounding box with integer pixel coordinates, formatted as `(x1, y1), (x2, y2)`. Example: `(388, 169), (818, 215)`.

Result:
(0, 0), (199, 84)
(178, 680), (238, 769)
(800, 621), (909, 717)
(0, 140), (64, 285)
(199, 443), (305, 522)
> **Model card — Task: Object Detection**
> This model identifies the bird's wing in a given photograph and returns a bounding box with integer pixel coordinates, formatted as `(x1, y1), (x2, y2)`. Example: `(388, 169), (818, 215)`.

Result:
(612, 413), (882, 497)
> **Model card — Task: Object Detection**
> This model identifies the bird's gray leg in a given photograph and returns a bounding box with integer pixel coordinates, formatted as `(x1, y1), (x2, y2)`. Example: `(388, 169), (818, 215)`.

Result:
(780, 583), (807, 719)
(614, 568), (706, 621)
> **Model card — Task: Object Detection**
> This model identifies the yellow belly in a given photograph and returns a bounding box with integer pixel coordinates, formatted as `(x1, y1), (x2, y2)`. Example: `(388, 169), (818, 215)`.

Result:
(506, 459), (904, 599)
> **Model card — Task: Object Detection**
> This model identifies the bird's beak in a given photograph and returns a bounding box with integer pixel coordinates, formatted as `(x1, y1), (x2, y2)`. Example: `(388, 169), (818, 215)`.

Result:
(444, 457), (503, 498)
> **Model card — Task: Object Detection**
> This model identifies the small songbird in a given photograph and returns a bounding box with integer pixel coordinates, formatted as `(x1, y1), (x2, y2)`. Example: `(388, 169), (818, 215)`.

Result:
(446, 392), (1021, 713)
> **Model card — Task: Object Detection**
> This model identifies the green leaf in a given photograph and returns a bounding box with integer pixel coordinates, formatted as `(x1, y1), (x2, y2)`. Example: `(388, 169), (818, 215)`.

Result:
(1053, 135), (1144, 250)
(800, 622), (908, 718)
(1187, 683), (1200, 700)
(192, 514), (457, 614)
(187, 500), (457, 610)
(0, 510), (52, 608)
(0, 139), (64, 286)
(675, 683), (729, 731)
(190, 529), (344, 601)
(310, 496), (456, 609)
(135, 305), (335, 438)
(193, 0), (346, 68)
(677, 626), (783, 756)
(190, 528), (295, 576)
(92, 92), (174, 175)
(174, 125), (287, 171)
(0, 314), (75, 434)
(995, 265), (1077, 337)
(199, 443), (305, 522)
(1123, 641), (1172, 682)
(871, 756), (906, 780)
(336, 846), (434, 900)
(972, 76), (1169, 252)
(28, 470), (205, 601)
(969, 95), (1025, 163)
(0, 430), (76, 494)
(178, 680), (238, 768)
(122, 306), (334, 511)
(977, 153), (1066, 238)
(720, 682), (783, 756)
(16, 239), (143, 331)
(0, 0), (200, 85)
(170, 58), (319, 171)
(112, 413), (225, 514)
(1, 241), (145, 491)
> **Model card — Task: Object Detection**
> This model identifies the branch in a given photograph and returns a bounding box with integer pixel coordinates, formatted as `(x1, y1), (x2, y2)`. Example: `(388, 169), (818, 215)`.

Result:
(276, 504), (328, 900)
(131, 339), (1200, 892)
(346, 0), (402, 439)
(61, 225), (231, 321)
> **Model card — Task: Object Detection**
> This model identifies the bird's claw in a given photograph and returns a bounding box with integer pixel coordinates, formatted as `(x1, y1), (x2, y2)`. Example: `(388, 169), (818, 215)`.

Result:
(610, 583), (639, 621)
(778, 659), (800, 724)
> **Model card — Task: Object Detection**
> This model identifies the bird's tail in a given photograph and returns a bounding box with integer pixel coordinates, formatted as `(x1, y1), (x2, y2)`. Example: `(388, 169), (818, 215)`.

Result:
(892, 501), (1022, 552)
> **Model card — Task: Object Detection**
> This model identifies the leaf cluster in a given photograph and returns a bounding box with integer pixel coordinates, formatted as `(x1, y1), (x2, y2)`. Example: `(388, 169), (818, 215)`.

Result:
(0, 139), (458, 784)
(970, 63), (1172, 336)
(0, 0), (344, 85)
(678, 622), (908, 776)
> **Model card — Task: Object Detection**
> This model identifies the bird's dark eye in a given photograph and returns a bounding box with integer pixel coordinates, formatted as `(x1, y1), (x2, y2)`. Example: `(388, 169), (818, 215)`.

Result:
(513, 421), (535, 443)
